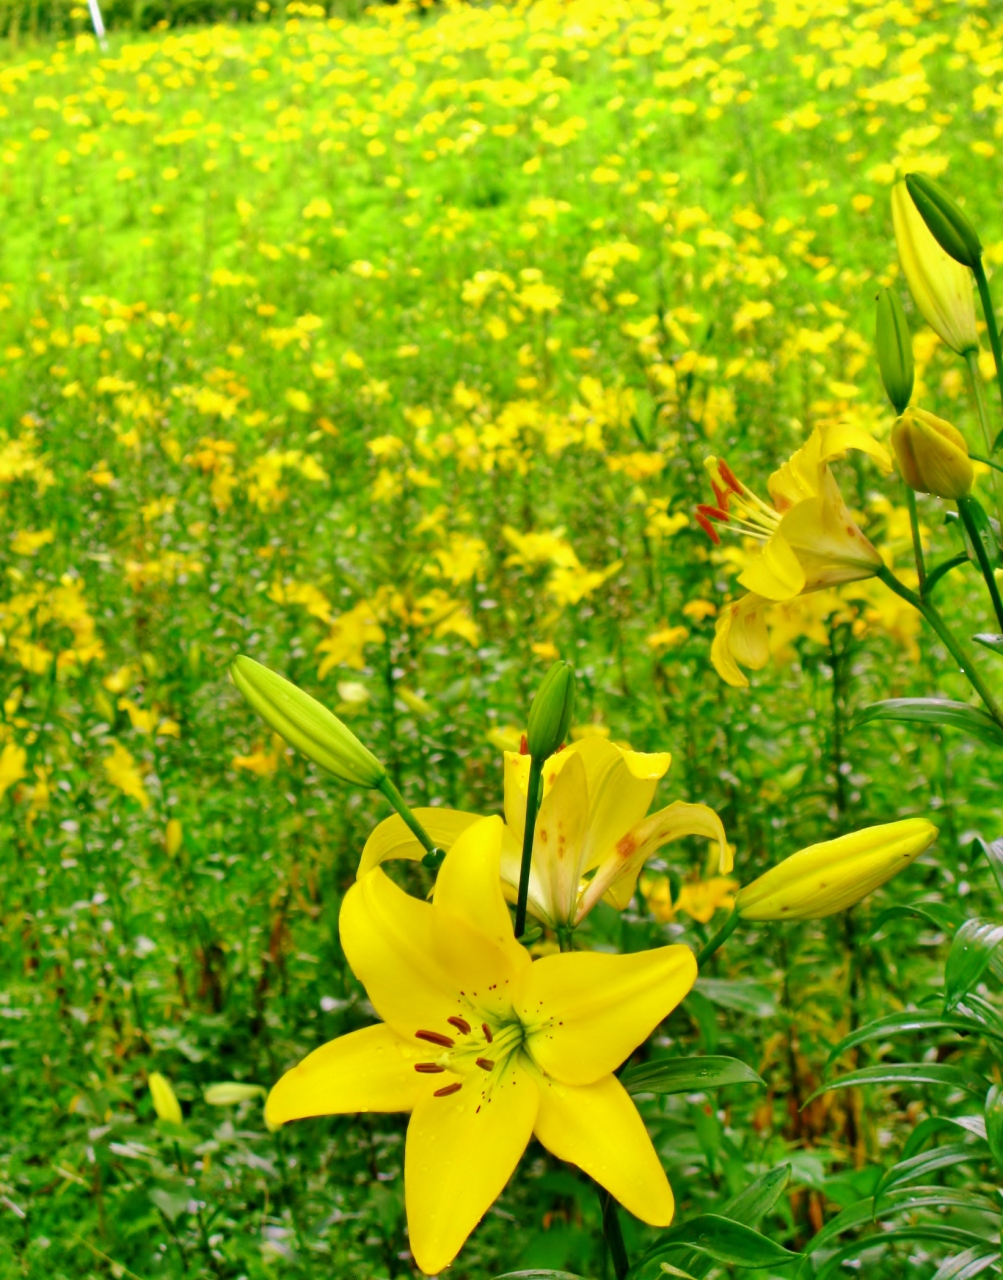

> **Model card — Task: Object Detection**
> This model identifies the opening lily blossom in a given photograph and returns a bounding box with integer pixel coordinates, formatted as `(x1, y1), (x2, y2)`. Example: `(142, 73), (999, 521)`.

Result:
(355, 736), (730, 930)
(697, 423), (893, 687)
(266, 815), (697, 1275)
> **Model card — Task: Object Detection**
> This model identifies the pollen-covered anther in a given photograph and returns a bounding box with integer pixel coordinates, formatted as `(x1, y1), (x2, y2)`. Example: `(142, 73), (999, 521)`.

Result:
(415, 1029), (455, 1047)
(433, 1082), (462, 1097)
(415, 1062), (446, 1074)
(447, 1016), (471, 1035)
(475, 1057), (495, 1071)
(695, 509), (722, 544)
(717, 459), (744, 494)
(482, 1023), (494, 1043)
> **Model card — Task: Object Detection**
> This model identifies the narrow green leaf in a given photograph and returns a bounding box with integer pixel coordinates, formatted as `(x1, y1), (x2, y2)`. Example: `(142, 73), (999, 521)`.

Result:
(901, 1115), (985, 1161)
(694, 979), (776, 1018)
(944, 919), (1003, 1012)
(494, 1272), (593, 1280)
(957, 492), (1001, 568)
(629, 1215), (799, 1276)
(817, 1228), (998, 1280)
(826, 1010), (1003, 1067)
(872, 902), (965, 933)
(971, 835), (1003, 897)
(149, 1184), (190, 1223)
(672, 1165), (793, 1280)
(986, 1084), (1003, 1173)
(931, 1245), (1002, 1280)
(804, 1187), (999, 1255)
(805, 1063), (987, 1106)
(855, 698), (1003, 747)
(874, 1142), (987, 1203)
(974, 633), (1003, 654)
(622, 1056), (763, 1096)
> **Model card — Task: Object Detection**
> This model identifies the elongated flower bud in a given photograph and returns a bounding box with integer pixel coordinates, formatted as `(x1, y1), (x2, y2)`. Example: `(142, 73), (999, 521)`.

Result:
(526, 661), (576, 760)
(204, 1082), (266, 1105)
(875, 288), (914, 414)
(891, 408), (974, 500)
(905, 173), (982, 270)
(734, 818), (937, 921)
(149, 1072), (183, 1125)
(231, 655), (386, 788)
(892, 182), (978, 356)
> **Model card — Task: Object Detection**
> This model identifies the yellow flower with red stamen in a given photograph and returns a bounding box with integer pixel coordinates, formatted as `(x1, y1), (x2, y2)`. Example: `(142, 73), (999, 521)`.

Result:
(697, 424), (892, 687)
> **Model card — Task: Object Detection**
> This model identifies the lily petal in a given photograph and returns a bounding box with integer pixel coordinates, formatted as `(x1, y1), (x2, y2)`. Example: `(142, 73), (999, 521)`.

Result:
(711, 595), (769, 689)
(405, 1058), (539, 1276)
(265, 1024), (421, 1127)
(532, 750), (590, 926)
(572, 737), (671, 873)
(518, 946), (696, 1086)
(358, 808), (482, 875)
(739, 529), (806, 601)
(818, 422), (893, 474)
(578, 800), (730, 917)
(534, 1072), (674, 1226)
(779, 470), (882, 582)
(433, 815), (531, 975)
(340, 869), (459, 1039)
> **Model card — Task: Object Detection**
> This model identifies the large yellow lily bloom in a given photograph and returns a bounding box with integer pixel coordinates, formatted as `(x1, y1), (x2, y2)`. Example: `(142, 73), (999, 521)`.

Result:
(699, 423), (892, 688)
(357, 737), (729, 928)
(267, 816), (696, 1275)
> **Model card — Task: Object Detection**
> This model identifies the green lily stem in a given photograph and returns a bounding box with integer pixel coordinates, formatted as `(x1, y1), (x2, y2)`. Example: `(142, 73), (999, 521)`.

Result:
(973, 261), (1003, 440)
(514, 755), (544, 938)
(599, 1187), (629, 1280)
(695, 906), (741, 967)
(377, 775), (436, 855)
(904, 486), (926, 589)
(876, 564), (1003, 727)
(957, 495), (1003, 634)
(964, 348), (1003, 530)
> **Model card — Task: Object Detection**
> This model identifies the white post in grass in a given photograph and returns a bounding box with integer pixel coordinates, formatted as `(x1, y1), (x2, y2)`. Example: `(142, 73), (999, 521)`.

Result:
(87, 0), (108, 45)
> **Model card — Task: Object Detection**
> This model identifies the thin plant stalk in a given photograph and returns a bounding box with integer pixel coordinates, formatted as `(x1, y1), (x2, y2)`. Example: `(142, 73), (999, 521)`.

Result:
(514, 756), (543, 938)
(377, 776), (436, 855)
(695, 907), (740, 967)
(964, 349), (1003, 528)
(876, 564), (1003, 726)
(957, 495), (1003, 633)
(904, 487), (926, 589)
(599, 1187), (629, 1280)
(972, 260), (1003, 433)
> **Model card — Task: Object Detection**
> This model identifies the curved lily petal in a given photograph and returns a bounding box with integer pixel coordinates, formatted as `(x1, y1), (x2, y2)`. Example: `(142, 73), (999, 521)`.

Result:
(340, 870), (459, 1038)
(499, 824), (552, 925)
(358, 808), (482, 875)
(572, 737), (671, 873)
(778, 470), (882, 582)
(579, 800), (730, 917)
(265, 1024), (421, 1127)
(738, 530), (806, 601)
(711, 595), (770, 689)
(532, 750), (590, 926)
(405, 1058), (539, 1276)
(818, 422), (893, 473)
(534, 1072), (674, 1226)
(433, 816), (530, 974)
(518, 945), (696, 1087)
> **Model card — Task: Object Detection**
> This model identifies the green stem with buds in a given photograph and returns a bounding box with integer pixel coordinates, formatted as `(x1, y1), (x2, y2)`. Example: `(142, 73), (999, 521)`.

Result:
(514, 756), (544, 938)
(957, 495), (1003, 634)
(876, 564), (1003, 727)
(695, 907), (741, 967)
(973, 261), (1003, 439)
(904, 487), (926, 589)
(377, 776), (436, 855)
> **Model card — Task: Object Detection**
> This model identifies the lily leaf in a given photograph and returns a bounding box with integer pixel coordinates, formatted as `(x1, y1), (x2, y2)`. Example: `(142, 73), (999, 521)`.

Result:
(622, 1056), (763, 1096)
(854, 698), (1003, 748)
(670, 1164), (792, 1280)
(693, 978), (776, 1018)
(816, 1227), (998, 1280)
(804, 1186), (1000, 1256)
(149, 1184), (190, 1224)
(974, 633), (1003, 654)
(871, 902), (965, 933)
(873, 1142), (987, 1204)
(805, 1062), (987, 1106)
(957, 492), (1001, 568)
(494, 1273), (593, 1280)
(629, 1215), (800, 1276)
(944, 919), (1003, 1012)
(971, 835), (1003, 897)
(826, 1009), (1003, 1066)
(930, 1245), (1001, 1279)
(986, 1084), (1003, 1174)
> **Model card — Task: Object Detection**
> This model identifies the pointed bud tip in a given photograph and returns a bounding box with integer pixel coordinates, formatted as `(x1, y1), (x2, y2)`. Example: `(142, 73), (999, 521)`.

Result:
(904, 172), (982, 270)
(526, 660), (576, 760)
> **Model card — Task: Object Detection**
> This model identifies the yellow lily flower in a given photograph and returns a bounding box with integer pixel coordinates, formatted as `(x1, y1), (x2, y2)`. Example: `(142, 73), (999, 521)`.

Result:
(148, 1072), (183, 1125)
(267, 816), (696, 1275)
(734, 818), (937, 921)
(699, 423), (892, 688)
(891, 181), (978, 357)
(358, 738), (729, 929)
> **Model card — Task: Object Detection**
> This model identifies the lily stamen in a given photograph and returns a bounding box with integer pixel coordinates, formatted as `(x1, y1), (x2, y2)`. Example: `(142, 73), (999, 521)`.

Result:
(414, 1063), (445, 1073)
(475, 1057), (495, 1071)
(447, 1016), (471, 1035)
(433, 1082), (462, 1097)
(416, 1029), (454, 1048)
(481, 1023), (493, 1043)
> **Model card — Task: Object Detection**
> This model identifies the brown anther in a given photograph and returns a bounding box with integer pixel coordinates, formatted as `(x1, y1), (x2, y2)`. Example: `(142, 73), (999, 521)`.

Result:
(695, 510), (721, 544)
(519, 733), (529, 756)
(414, 1063), (445, 1074)
(447, 1016), (471, 1035)
(482, 1023), (493, 1043)
(434, 1082), (462, 1097)
(711, 479), (729, 510)
(718, 459), (743, 494)
(475, 1057), (495, 1071)
(415, 1030), (455, 1048)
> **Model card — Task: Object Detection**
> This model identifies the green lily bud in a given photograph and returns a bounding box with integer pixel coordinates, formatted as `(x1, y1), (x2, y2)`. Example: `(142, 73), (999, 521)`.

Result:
(204, 1082), (266, 1106)
(525, 660), (576, 760)
(891, 407), (974, 500)
(231, 655), (386, 788)
(875, 288), (914, 414)
(905, 173), (982, 270)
